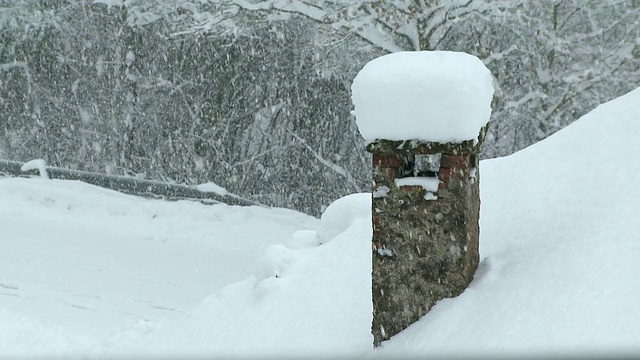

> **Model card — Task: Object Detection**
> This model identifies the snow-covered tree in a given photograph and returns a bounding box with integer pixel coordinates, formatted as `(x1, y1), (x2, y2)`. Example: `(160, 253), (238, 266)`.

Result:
(231, 0), (504, 52)
(226, 0), (640, 157)
(1, 0), (638, 215)
(0, 0), (371, 214)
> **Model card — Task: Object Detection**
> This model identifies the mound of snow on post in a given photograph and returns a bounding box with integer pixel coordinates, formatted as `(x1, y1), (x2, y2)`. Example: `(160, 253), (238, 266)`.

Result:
(20, 159), (48, 179)
(351, 51), (494, 144)
(195, 181), (228, 196)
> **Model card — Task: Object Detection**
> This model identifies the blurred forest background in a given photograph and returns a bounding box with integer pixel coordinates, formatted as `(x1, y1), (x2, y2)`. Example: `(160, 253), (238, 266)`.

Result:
(1, 0), (639, 216)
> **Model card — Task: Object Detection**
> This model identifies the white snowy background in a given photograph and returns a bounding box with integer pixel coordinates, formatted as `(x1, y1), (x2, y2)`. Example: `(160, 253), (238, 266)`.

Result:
(2, 86), (640, 358)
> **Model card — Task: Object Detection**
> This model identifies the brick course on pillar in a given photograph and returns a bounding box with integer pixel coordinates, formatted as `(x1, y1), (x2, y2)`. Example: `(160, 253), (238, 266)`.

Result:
(368, 133), (486, 346)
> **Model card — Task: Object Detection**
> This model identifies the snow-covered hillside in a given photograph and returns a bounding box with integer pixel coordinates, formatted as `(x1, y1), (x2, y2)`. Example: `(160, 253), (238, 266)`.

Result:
(2, 87), (640, 358)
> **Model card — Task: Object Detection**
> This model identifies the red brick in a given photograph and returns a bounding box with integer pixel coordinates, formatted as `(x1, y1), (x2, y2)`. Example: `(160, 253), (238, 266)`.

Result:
(440, 154), (470, 169)
(438, 167), (457, 183)
(372, 216), (382, 237)
(373, 153), (401, 168)
(398, 185), (423, 192)
(374, 167), (398, 181)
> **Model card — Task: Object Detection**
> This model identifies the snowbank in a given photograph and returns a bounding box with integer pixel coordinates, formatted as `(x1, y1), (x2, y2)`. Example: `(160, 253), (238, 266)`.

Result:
(374, 86), (640, 357)
(108, 217), (373, 358)
(21, 159), (48, 179)
(0, 178), (317, 358)
(351, 51), (494, 144)
(315, 192), (371, 244)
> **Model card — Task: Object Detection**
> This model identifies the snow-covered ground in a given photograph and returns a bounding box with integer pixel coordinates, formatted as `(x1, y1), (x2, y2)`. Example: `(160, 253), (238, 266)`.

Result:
(2, 86), (640, 358)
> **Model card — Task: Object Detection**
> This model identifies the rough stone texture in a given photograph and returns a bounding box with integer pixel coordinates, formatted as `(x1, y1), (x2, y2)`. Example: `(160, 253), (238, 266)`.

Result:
(369, 132), (484, 347)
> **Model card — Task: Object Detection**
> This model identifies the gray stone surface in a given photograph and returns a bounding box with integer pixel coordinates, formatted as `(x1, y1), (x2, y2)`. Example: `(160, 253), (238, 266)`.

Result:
(369, 140), (481, 346)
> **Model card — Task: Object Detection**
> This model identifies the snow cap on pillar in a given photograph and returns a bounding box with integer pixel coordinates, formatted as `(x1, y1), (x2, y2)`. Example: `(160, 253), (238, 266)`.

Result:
(351, 51), (494, 144)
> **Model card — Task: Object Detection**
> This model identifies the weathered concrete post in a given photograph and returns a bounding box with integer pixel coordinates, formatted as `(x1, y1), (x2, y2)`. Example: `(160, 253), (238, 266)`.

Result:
(351, 51), (494, 346)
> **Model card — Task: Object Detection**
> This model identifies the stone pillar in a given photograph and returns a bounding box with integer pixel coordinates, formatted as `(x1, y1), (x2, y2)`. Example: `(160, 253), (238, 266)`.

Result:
(369, 129), (486, 346)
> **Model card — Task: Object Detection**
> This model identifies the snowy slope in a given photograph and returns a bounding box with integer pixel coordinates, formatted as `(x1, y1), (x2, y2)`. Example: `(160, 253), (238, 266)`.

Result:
(0, 179), (318, 357)
(2, 86), (640, 358)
